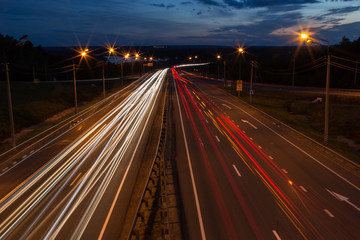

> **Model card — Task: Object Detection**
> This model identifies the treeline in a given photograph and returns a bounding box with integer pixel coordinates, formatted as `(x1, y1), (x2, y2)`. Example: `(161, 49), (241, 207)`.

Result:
(0, 34), (49, 81)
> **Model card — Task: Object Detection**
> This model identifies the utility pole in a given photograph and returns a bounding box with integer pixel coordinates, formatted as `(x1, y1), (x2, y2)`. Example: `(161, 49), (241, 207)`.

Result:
(355, 59), (358, 86)
(292, 59), (296, 87)
(324, 50), (330, 145)
(223, 60), (226, 87)
(250, 60), (254, 104)
(102, 61), (106, 98)
(72, 63), (78, 114)
(5, 62), (16, 147)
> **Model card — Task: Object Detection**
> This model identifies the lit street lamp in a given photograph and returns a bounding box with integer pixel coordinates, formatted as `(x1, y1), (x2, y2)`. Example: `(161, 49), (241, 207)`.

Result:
(237, 47), (245, 96)
(217, 55), (221, 80)
(72, 50), (87, 114)
(301, 32), (331, 145)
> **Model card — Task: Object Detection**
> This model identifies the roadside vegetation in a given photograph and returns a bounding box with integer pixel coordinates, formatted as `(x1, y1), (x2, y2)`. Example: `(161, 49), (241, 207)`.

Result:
(223, 86), (360, 163)
(0, 79), (133, 153)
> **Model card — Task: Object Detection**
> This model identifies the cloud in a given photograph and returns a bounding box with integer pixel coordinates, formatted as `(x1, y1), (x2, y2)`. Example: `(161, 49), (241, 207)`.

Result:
(150, 3), (176, 9)
(151, 3), (166, 8)
(197, 0), (320, 9)
(167, 4), (176, 9)
(181, 1), (193, 5)
(196, 0), (222, 7)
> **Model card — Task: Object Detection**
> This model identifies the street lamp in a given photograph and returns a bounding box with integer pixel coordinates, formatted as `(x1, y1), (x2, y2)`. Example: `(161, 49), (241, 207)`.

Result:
(217, 55), (221, 80)
(237, 47), (245, 96)
(72, 49), (88, 114)
(300, 33), (331, 145)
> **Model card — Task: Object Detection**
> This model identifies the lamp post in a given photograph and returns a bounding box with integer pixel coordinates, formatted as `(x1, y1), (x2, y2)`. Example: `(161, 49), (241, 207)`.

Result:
(4, 62), (16, 147)
(72, 50), (87, 114)
(250, 60), (254, 104)
(301, 33), (331, 145)
(217, 55), (221, 80)
(238, 48), (244, 96)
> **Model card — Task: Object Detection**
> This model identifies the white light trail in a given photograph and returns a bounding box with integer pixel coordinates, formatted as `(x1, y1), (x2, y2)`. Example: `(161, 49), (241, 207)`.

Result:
(0, 69), (168, 240)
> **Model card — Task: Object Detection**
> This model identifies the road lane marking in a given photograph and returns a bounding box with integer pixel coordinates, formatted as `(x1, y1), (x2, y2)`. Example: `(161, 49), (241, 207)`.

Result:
(241, 119), (258, 129)
(299, 186), (308, 192)
(324, 209), (335, 218)
(272, 230), (282, 240)
(282, 169), (288, 174)
(205, 119), (208, 123)
(232, 164), (241, 177)
(173, 78), (206, 240)
(269, 156), (273, 160)
(215, 98), (360, 192)
(249, 137), (253, 140)
(327, 189), (360, 212)
(215, 136), (220, 142)
(2, 167), (8, 172)
(258, 145), (262, 149)
(222, 104), (231, 109)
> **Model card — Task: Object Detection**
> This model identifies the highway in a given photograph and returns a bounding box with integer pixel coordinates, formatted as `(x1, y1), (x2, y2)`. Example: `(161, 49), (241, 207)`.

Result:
(171, 69), (360, 240)
(0, 69), (167, 239)
(1, 67), (359, 240)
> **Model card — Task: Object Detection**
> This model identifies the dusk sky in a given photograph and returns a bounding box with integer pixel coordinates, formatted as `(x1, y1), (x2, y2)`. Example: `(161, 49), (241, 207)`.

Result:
(1, 0), (360, 46)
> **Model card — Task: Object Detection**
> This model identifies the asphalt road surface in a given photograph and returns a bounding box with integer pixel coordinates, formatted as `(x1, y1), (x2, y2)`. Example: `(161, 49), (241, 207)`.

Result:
(0, 69), (167, 240)
(171, 68), (360, 240)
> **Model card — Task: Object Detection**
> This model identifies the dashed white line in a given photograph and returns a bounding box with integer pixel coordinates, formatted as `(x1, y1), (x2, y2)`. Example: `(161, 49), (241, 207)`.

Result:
(269, 156), (274, 160)
(205, 119), (209, 123)
(12, 161), (17, 165)
(324, 209), (335, 218)
(232, 164), (241, 177)
(258, 145), (262, 149)
(222, 103), (232, 109)
(272, 230), (282, 240)
(215, 136), (220, 142)
(215, 98), (360, 192)
(299, 186), (308, 192)
(249, 137), (253, 140)
(282, 169), (288, 174)
(2, 167), (9, 172)
(22, 155), (27, 159)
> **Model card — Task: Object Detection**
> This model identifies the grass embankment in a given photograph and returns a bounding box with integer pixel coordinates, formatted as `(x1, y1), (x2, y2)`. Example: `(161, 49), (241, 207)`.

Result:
(222, 86), (360, 163)
(0, 78), (133, 153)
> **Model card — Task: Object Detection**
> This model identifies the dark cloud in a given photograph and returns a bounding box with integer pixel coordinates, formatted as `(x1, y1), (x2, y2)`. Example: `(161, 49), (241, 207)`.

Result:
(150, 3), (176, 9)
(181, 1), (193, 5)
(167, 4), (176, 9)
(328, 6), (360, 15)
(197, 0), (320, 9)
(151, 3), (166, 8)
(197, 11), (203, 15)
(196, 0), (222, 7)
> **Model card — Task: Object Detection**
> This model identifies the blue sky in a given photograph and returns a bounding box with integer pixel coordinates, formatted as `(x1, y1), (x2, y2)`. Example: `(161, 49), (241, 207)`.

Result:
(1, 0), (360, 46)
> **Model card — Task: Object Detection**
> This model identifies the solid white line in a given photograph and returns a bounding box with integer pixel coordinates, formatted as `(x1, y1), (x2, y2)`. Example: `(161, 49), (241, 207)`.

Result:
(272, 230), (282, 240)
(282, 169), (288, 174)
(324, 209), (335, 218)
(215, 136), (220, 142)
(299, 186), (308, 192)
(216, 98), (360, 192)
(174, 78), (207, 240)
(232, 164), (241, 177)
